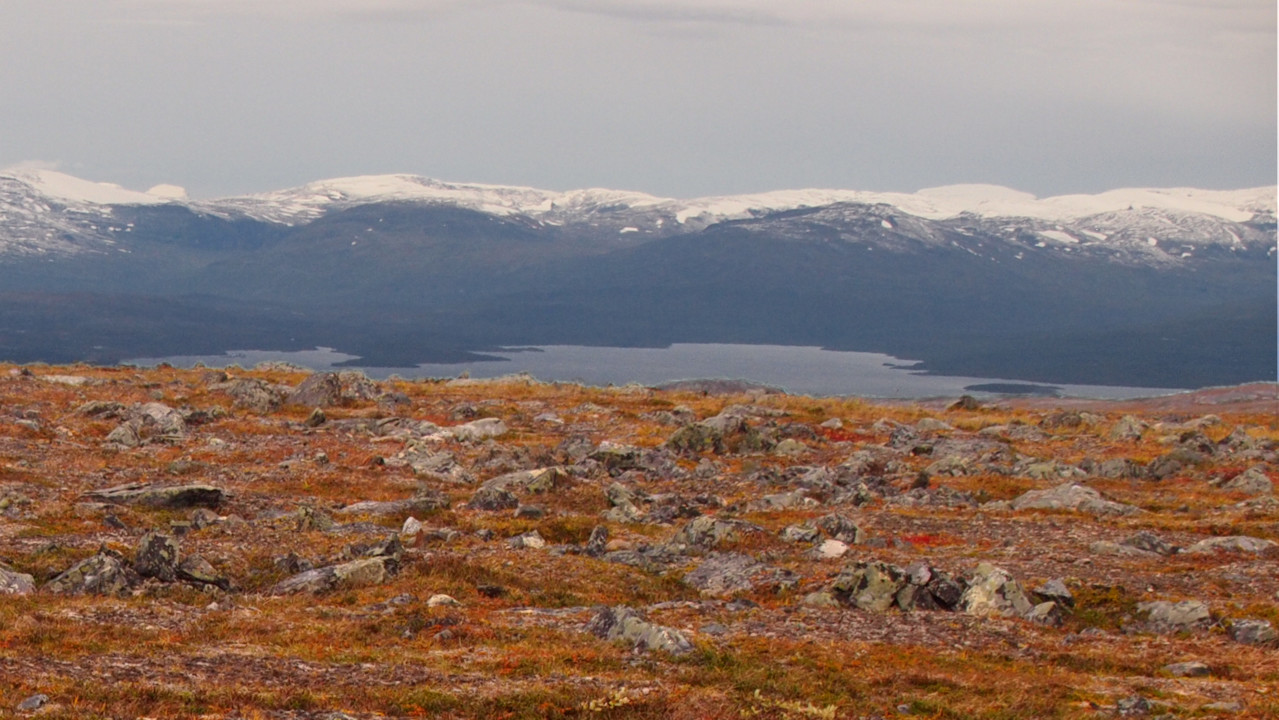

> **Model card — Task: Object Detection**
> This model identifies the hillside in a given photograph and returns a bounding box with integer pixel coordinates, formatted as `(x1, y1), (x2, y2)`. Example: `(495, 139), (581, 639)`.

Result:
(0, 364), (1275, 718)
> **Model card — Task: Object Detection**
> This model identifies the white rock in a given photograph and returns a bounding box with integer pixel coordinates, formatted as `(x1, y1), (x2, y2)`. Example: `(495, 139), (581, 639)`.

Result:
(815, 539), (849, 559)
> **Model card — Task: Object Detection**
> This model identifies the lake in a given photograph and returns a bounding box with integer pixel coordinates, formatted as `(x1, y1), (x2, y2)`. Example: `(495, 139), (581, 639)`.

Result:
(124, 343), (1186, 400)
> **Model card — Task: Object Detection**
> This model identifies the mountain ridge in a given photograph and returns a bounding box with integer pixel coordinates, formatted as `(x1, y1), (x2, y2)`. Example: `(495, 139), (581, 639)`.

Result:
(0, 168), (1273, 389)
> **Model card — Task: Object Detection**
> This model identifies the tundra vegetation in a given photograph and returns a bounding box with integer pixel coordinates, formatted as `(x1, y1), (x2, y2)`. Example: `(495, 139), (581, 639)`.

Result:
(0, 364), (1275, 719)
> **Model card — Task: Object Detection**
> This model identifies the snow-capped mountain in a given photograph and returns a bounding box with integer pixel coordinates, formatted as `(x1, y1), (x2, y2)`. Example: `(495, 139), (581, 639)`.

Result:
(0, 168), (1273, 264)
(1, 168), (1272, 389)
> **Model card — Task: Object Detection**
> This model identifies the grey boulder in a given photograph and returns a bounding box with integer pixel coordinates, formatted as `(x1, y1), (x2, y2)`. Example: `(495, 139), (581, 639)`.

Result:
(587, 606), (692, 656)
(1010, 483), (1139, 516)
(84, 483), (224, 509)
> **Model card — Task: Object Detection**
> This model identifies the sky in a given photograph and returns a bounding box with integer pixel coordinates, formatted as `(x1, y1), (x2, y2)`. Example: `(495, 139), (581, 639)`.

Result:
(0, 0), (1274, 200)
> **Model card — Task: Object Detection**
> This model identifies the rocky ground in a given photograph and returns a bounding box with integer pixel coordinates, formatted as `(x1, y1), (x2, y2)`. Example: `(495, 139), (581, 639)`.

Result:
(0, 364), (1275, 719)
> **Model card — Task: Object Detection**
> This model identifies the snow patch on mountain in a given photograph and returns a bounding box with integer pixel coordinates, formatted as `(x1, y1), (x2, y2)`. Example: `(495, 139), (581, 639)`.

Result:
(2, 168), (182, 207)
(0, 168), (1273, 264)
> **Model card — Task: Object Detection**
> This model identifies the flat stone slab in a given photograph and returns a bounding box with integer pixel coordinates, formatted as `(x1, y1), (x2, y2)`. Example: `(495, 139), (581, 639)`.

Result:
(270, 557), (392, 595)
(83, 483), (224, 509)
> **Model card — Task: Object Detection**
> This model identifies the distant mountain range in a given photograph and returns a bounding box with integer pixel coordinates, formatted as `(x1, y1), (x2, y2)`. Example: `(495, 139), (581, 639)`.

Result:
(1, 169), (1274, 389)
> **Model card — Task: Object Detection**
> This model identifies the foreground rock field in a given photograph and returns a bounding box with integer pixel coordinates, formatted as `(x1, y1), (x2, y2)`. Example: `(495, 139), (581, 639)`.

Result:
(0, 364), (1275, 719)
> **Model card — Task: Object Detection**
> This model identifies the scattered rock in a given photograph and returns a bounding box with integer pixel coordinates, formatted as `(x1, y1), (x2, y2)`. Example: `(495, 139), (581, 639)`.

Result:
(1121, 531), (1178, 556)
(1110, 415), (1147, 441)
(1183, 535), (1276, 554)
(832, 561), (906, 612)
(586, 606), (692, 655)
(482, 467), (569, 495)
(450, 418), (508, 442)
(779, 524), (820, 544)
(271, 557), (395, 595)
(286, 371), (382, 408)
(813, 539), (849, 559)
(815, 513), (864, 544)
(1025, 601), (1064, 626)
(1137, 600), (1212, 631)
(337, 491), (450, 517)
(1219, 466), (1273, 495)
(467, 485), (519, 511)
(507, 531), (546, 550)
(1228, 619), (1276, 646)
(1032, 578), (1075, 608)
(961, 563), (1032, 617)
(670, 516), (755, 552)
(0, 567), (36, 595)
(1116, 695), (1150, 716)
(667, 412), (773, 455)
(1089, 541), (1159, 558)
(1010, 483), (1139, 516)
(684, 553), (795, 597)
(176, 555), (230, 591)
(584, 526), (609, 557)
(134, 532), (179, 582)
(44, 549), (139, 595)
(16, 694), (48, 712)
(1163, 661), (1210, 677)
(211, 378), (289, 413)
(84, 483), (224, 509)
(916, 417), (953, 433)
(751, 490), (817, 511)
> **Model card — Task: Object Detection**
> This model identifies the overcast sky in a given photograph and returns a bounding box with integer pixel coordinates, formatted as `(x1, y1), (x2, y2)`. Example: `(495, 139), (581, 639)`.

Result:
(0, 0), (1274, 199)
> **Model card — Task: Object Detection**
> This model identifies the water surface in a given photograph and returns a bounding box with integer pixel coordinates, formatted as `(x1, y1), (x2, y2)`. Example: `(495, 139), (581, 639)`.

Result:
(126, 343), (1185, 400)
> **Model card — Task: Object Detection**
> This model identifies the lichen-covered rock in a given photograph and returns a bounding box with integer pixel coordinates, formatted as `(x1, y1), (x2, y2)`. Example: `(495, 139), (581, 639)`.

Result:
(1010, 483), (1139, 516)
(450, 418), (508, 442)
(211, 378), (289, 413)
(683, 553), (796, 597)
(1164, 661), (1210, 677)
(588, 442), (645, 473)
(285, 371), (381, 408)
(45, 550), (139, 595)
(670, 516), (755, 552)
(1228, 619), (1276, 646)
(779, 524), (820, 544)
(1137, 600), (1212, 630)
(1110, 415), (1147, 441)
(1121, 531), (1178, 556)
(482, 467), (569, 495)
(0, 567), (35, 595)
(960, 563), (1033, 617)
(176, 555), (230, 591)
(337, 491), (449, 517)
(134, 532), (179, 582)
(105, 422), (142, 447)
(815, 513), (864, 544)
(667, 412), (774, 455)
(1220, 466), (1273, 496)
(584, 525), (609, 557)
(467, 485), (519, 511)
(1032, 578), (1075, 608)
(1184, 535), (1276, 554)
(751, 490), (817, 511)
(507, 530), (546, 550)
(1025, 601), (1064, 626)
(587, 606), (692, 656)
(84, 483), (224, 509)
(270, 557), (393, 595)
(831, 561), (906, 612)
